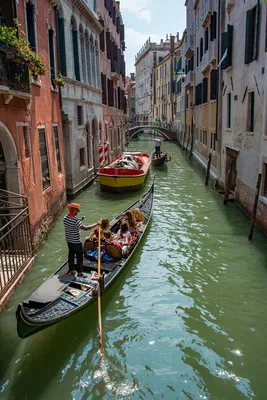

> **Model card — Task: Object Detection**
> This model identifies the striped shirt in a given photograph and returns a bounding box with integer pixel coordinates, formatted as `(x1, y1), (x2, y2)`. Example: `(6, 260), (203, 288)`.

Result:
(63, 216), (84, 244)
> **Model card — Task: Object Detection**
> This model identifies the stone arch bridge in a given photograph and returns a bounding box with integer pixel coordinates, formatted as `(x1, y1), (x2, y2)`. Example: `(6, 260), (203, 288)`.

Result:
(126, 123), (177, 141)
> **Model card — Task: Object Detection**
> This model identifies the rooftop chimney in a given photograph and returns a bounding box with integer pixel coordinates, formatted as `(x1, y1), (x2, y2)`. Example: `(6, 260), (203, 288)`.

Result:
(177, 32), (180, 42)
(170, 35), (175, 53)
(153, 51), (157, 67)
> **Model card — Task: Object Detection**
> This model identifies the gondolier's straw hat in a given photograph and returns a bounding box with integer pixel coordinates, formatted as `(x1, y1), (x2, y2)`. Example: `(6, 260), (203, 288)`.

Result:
(70, 203), (80, 210)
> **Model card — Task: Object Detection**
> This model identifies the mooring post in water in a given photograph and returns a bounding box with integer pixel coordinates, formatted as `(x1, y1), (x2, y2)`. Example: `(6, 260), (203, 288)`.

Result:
(224, 159), (234, 204)
(248, 173), (262, 241)
(205, 153), (212, 185)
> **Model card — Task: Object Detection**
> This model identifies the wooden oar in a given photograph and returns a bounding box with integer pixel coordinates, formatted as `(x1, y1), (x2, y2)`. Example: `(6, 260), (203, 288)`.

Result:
(162, 148), (182, 168)
(97, 227), (104, 360)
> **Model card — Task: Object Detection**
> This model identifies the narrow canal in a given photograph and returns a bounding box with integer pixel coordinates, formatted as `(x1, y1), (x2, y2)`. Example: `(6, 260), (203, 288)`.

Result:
(1, 139), (267, 400)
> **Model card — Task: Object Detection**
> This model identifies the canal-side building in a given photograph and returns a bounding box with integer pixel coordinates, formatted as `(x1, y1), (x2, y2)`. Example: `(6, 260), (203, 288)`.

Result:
(135, 37), (171, 122)
(58, 0), (103, 195)
(125, 73), (136, 123)
(220, 0), (267, 231)
(98, 0), (126, 162)
(0, 0), (66, 245)
(174, 31), (186, 142)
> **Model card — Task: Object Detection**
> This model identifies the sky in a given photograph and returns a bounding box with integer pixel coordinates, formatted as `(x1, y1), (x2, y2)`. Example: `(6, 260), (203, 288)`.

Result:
(119, 0), (186, 75)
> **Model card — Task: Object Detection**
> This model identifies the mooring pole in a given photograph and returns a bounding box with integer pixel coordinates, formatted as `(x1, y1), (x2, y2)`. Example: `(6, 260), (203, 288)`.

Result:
(205, 153), (212, 185)
(248, 173), (262, 240)
(224, 159), (234, 204)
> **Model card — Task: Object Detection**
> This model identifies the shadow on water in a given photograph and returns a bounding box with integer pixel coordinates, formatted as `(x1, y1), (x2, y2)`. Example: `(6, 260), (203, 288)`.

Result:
(0, 221), (152, 400)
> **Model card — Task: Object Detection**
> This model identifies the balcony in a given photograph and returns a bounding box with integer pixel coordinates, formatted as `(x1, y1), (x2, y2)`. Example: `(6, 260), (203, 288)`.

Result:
(161, 94), (167, 101)
(111, 60), (120, 81)
(202, 0), (212, 27)
(185, 35), (195, 59)
(184, 70), (194, 89)
(226, 0), (235, 12)
(0, 49), (31, 104)
(201, 50), (211, 74)
(209, 40), (217, 64)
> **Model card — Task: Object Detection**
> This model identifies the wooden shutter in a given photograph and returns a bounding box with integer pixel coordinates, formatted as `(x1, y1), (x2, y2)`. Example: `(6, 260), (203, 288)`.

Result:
(203, 77), (208, 103)
(227, 24), (233, 66)
(72, 29), (80, 81)
(212, 12), (217, 40)
(205, 29), (209, 52)
(200, 38), (203, 61)
(255, 0), (260, 60)
(48, 30), (55, 81)
(58, 16), (67, 76)
(210, 69), (218, 100)
(245, 10), (253, 64)
(210, 14), (214, 41)
(221, 31), (228, 69)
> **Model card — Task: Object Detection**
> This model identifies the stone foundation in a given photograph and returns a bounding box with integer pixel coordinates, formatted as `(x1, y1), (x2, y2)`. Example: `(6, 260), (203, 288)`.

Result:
(31, 191), (67, 250)
(236, 179), (267, 234)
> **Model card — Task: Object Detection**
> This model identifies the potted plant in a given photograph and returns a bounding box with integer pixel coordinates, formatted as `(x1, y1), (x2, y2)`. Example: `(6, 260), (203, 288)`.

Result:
(0, 19), (46, 75)
(54, 74), (66, 87)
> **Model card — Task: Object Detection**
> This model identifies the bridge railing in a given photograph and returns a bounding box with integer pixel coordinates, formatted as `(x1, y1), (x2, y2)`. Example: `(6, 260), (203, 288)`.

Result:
(126, 120), (176, 132)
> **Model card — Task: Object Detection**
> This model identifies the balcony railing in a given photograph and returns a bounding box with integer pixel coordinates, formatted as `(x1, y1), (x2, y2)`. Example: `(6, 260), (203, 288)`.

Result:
(202, 0), (212, 27)
(0, 189), (33, 299)
(0, 50), (30, 94)
(184, 70), (194, 89)
(185, 35), (195, 59)
(111, 60), (120, 80)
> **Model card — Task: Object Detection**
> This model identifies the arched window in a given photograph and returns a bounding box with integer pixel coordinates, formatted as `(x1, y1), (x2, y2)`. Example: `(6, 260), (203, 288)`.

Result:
(56, 6), (66, 76)
(80, 24), (86, 83)
(91, 36), (96, 87)
(95, 40), (100, 88)
(85, 31), (91, 85)
(71, 16), (80, 81)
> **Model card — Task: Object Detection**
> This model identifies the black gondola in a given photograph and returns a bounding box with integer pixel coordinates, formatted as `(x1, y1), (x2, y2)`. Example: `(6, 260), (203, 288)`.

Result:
(16, 183), (154, 339)
(151, 152), (170, 166)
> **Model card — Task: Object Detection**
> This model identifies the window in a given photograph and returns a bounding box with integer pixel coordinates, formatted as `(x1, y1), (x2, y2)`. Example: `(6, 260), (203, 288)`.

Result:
(221, 25), (233, 69)
(22, 126), (31, 158)
(38, 127), (50, 190)
(101, 73), (107, 105)
(48, 29), (55, 84)
(57, 10), (67, 76)
(72, 19), (80, 81)
(131, 102), (135, 108)
(247, 91), (255, 132)
(210, 132), (216, 151)
(264, 164), (267, 197)
(131, 92), (135, 98)
(26, 1), (36, 51)
(210, 12), (217, 41)
(227, 93), (232, 128)
(77, 105), (83, 125)
(197, 47), (199, 67)
(203, 77), (208, 103)
(210, 69), (218, 100)
(205, 29), (209, 52)
(80, 148), (85, 167)
(203, 130), (207, 145)
(53, 125), (62, 173)
(245, 3), (260, 64)
(200, 38), (203, 62)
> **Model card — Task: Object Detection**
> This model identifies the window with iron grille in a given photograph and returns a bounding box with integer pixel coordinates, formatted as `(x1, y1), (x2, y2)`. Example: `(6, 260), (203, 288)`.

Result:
(80, 147), (85, 167)
(23, 126), (31, 158)
(26, 1), (36, 51)
(53, 125), (62, 173)
(77, 105), (83, 125)
(38, 127), (51, 190)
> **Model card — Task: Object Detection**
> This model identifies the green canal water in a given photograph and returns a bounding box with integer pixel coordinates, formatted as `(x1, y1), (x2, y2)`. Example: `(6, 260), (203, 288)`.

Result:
(1, 139), (267, 400)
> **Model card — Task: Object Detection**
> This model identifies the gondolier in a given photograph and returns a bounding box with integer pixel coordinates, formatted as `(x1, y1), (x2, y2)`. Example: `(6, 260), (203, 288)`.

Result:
(154, 139), (161, 158)
(64, 203), (99, 277)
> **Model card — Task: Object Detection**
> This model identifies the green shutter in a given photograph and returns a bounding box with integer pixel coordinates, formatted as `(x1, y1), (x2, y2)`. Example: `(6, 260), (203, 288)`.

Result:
(245, 10), (253, 64)
(221, 32), (228, 69)
(227, 24), (233, 66)
(255, 0), (260, 60)
(58, 17), (67, 76)
(72, 30), (80, 81)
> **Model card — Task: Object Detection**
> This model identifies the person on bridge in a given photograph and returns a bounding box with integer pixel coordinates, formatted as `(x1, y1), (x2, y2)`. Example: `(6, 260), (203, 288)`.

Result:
(154, 138), (161, 158)
(64, 203), (100, 277)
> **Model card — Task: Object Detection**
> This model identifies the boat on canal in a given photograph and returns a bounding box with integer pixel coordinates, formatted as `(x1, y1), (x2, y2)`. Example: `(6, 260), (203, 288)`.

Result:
(97, 151), (151, 192)
(16, 182), (154, 339)
(151, 152), (171, 167)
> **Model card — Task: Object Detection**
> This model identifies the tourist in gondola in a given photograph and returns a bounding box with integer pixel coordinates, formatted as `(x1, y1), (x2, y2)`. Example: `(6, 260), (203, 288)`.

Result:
(125, 211), (137, 233)
(115, 222), (131, 257)
(64, 203), (100, 277)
